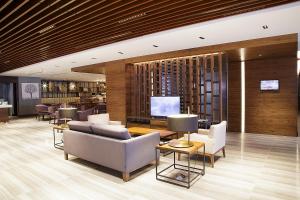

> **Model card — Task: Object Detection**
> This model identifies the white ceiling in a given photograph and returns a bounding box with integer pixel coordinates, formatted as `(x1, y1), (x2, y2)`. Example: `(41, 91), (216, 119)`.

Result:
(2, 1), (300, 82)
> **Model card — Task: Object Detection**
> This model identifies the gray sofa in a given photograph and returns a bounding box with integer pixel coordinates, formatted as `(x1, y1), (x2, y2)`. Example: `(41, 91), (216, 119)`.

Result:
(64, 121), (160, 181)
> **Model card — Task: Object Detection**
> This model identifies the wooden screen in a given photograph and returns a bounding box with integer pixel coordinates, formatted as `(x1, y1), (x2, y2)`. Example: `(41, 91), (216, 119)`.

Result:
(127, 53), (225, 123)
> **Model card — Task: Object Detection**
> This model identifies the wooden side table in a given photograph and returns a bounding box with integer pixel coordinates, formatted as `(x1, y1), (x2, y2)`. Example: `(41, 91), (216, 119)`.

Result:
(52, 125), (68, 150)
(155, 140), (205, 188)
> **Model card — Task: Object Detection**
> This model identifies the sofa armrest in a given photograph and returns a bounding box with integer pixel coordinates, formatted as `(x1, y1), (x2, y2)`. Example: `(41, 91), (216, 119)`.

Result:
(109, 120), (122, 125)
(183, 133), (216, 154)
(198, 129), (210, 135)
(124, 132), (160, 173)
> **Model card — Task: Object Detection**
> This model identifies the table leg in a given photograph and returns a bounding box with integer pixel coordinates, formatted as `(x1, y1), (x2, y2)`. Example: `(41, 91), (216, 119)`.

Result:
(173, 151), (176, 166)
(203, 144), (206, 175)
(188, 153), (190, 189)
(53, 128), (56, 148)
(155, 148), (158, 180)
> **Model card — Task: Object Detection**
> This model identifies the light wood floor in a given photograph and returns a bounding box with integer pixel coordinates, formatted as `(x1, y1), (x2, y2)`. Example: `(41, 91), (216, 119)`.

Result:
(0, 118), (299, 200)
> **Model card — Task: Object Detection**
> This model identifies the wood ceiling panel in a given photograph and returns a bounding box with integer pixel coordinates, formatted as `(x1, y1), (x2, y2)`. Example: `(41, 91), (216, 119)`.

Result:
(0, 0), (284, 60)
(0, 0), (297, 72)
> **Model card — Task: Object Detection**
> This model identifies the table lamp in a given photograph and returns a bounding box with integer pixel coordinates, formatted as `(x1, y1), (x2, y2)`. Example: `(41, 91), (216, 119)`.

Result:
(167, 112), (198, 148)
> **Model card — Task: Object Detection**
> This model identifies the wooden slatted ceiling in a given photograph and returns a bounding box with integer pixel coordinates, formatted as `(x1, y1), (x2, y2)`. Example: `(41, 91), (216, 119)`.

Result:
(0, 0), (297, 73)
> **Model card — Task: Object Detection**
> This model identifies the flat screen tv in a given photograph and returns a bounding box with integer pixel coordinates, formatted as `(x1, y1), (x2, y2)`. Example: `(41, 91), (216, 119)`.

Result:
(151, 96), (180, 117)
(260, 80), (279, 91)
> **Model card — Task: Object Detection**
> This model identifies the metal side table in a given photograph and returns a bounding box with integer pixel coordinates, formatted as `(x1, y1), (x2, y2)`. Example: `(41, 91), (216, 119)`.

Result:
(52, 125), (68, 150)
(155, 141), (205, 189)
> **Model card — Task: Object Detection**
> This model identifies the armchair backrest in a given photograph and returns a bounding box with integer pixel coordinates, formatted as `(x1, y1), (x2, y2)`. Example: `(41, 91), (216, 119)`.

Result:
(35, 104), (49, 113)
(210, 121), (227, 152)
(88, 113), (110, 124)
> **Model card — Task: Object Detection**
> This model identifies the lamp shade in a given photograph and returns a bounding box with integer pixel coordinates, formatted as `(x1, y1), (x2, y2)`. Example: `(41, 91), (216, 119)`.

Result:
(167, 114), (198, 132)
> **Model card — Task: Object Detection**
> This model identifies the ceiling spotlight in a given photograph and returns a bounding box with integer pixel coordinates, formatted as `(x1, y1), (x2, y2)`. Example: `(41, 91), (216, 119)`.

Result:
(39, 24), (55, 34)
(153, 45), (159, 47)
(91, 57), (97, 59)
(71, 61), (76, 63)
(39, 46), (50, 51)
(118, 51), (124, 54)
(55, 65), (60, 68)
(199, 36), (205, 39)
(258, 54), (262, 57)
(118, 12), (146, 23)
(262, 25), (268, 29)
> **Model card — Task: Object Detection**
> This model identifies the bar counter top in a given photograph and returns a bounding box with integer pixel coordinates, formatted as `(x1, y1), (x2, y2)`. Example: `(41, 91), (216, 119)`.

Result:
(0, 105), (12, 109)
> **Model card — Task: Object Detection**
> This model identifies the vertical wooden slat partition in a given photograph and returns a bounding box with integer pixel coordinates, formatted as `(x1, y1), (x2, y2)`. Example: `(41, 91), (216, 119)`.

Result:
(128, 53), (225, 123)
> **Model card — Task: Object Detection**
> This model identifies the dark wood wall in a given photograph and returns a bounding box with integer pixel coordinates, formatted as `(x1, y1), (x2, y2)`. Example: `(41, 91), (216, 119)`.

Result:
(227, 62), (241, 132)
(245, 57), (297, 136)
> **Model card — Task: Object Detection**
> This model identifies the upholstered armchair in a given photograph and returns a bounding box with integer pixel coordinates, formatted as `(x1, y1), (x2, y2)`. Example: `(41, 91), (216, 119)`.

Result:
(180, 121), (227, 167)
(88, 113), (124, 127)
(35, 104), (50, 121)
(77, 107), (96, 121)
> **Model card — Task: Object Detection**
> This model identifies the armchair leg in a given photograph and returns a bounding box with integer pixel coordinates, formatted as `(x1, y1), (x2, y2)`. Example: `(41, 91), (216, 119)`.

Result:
(178, 153), (181, 161)
(222, 147), (226, 158)
(209, 155), (215, 168)
(64, 152), (68, 160)
(122, 172), (130, 182)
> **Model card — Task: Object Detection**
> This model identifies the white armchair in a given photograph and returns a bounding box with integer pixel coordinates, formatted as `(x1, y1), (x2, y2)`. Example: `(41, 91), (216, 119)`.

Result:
(88, 113), (125, 127)
(181, 121), (227, 167)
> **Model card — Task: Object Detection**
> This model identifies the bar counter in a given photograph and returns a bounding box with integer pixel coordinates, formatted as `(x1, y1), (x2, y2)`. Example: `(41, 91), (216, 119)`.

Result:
(0, 105), (12, 122)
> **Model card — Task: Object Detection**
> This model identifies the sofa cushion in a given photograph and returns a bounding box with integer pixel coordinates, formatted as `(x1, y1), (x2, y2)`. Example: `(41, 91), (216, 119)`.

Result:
(91, 124), (131, 140)
(68, 121), (93, 133)
(88, 113), (110, 124)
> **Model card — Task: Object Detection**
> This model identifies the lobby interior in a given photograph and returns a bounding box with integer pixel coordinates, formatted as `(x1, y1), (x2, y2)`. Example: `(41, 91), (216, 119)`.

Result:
(0, 1), (300, 199)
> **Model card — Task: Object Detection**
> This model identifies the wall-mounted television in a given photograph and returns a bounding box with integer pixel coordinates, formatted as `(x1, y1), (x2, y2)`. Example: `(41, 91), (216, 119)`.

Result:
(151, 96), (180, 117)
(260, 80), (279, 91)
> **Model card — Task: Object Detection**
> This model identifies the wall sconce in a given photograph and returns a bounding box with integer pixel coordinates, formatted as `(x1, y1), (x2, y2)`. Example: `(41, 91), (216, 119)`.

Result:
(69, 82), (76, 90)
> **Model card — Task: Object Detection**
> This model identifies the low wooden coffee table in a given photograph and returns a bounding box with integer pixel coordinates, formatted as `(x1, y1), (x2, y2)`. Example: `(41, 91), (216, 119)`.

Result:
(128, 127), (178, 139)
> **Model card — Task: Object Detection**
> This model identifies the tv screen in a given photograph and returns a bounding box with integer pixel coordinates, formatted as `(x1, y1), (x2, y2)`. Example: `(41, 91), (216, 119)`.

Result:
(260, 80), (279, 91)
(151, 96), (180, 117)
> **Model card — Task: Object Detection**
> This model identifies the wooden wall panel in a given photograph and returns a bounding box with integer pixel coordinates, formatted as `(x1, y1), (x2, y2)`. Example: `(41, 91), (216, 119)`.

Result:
(106, 63), (127, 124)
(228, 61), (241, 132)
(245, 57), (297, 136)
(127, 53), (226, 123)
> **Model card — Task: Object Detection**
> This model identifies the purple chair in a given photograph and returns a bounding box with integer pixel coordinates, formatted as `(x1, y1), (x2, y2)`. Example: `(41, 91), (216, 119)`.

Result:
(77, 107), (96, 121)
(35, 104), (50, 121)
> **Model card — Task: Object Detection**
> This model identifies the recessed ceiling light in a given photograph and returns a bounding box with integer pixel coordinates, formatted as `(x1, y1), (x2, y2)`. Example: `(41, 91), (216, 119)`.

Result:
(39, 24), (55, 34)
(153, 45), (159, 47)
(71, 61), (76, 63)
(199, 36), (205, 39)
(55, 65), (60, 68)
(262, 25), (268, 29)
(118, 12), (146, 23)
(118, 51), (124, 54)
(91, 57), (97, 59)
(258, 54), (262, 57)
(39, 46), (50, 51)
